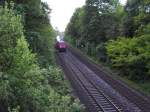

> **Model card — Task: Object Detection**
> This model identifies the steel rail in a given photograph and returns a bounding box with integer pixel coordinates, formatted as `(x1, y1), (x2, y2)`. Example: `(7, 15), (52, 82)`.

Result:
(67, 53), (122, 112)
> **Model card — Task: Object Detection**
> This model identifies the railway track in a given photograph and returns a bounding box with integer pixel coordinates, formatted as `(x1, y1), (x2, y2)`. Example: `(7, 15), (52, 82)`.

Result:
(61, 55), (121, 112)
(59, 53), (121, 112)
(57, 50), (150, 112)
(69, 47), (150, 112)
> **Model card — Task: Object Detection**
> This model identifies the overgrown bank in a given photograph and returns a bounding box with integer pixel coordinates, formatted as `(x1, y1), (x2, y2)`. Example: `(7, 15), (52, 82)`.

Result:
(65, 0), (150, 94)
(0, 1), (84, 112)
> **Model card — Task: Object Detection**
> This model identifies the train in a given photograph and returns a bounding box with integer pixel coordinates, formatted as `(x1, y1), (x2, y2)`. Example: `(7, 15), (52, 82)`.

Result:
(55, 40), (68, 52)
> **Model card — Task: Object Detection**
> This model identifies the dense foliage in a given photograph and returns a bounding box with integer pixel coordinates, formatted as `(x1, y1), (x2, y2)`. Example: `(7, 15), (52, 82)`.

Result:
(106, 35), (150, 80)
(66, 0), (125, 60)
(65, 0), (150, 83)
(0, 1), (84, 112)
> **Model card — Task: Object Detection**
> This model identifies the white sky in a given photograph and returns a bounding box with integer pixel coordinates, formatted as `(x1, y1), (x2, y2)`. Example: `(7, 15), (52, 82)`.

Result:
(42, 0), (127, 32)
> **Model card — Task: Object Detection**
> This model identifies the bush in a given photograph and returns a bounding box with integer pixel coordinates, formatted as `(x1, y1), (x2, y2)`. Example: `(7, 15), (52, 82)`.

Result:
(47, 66), (70, 95)
(106, 35), (150, 80)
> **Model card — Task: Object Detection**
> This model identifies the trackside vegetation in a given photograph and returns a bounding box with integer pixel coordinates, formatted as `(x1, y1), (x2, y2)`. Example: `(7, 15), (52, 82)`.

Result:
(0, 1), (84, 112)
(65, 0), (150, 94)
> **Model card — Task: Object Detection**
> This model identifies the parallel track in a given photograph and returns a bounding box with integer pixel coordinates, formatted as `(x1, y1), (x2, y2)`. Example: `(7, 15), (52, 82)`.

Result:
(58, 52), (122, 112)
(69, 47), (150, 112)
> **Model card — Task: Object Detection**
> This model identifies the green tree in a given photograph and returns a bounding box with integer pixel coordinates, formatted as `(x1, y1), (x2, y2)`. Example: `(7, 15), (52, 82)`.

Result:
(0, 3), (84, 112)
(66, 0), (124, 59)
(65, 7), (84, 46)
(0, 5), (24, 72)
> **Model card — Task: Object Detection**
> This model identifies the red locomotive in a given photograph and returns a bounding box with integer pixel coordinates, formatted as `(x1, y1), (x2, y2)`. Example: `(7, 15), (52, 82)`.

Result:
(55, 41), (67, 52)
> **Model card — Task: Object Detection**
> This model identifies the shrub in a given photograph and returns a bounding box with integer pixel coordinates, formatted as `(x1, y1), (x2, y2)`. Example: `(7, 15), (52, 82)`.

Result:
(106, 35), (150, 80)
(47, 66), (70, 95)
